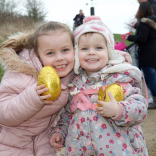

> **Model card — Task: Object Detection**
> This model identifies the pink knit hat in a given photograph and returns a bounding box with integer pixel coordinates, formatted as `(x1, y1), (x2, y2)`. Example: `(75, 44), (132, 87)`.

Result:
(74, 16), (125, 74)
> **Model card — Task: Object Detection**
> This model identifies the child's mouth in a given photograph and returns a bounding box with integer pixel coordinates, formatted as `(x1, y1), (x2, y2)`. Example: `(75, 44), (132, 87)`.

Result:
(55, 64), (67, 71)
(86, 59), (98, 63)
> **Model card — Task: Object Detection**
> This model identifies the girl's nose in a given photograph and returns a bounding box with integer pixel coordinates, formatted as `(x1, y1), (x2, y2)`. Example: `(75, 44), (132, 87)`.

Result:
(88, 48), (95, 55)
(56, 53), (64, 61)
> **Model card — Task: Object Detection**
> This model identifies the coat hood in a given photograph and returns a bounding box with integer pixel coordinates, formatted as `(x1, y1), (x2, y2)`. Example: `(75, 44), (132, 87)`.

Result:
(0, 33), (41, 77)
(141, 17), (156, 30)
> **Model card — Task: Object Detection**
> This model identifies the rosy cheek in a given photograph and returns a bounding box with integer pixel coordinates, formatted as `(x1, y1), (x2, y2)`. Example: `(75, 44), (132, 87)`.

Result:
(78, 56), (83, 62)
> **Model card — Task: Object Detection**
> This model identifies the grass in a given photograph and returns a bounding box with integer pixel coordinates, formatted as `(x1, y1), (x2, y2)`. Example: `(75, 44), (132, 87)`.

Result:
(0, 65), (4, 82)
(114, 34), (132, 46)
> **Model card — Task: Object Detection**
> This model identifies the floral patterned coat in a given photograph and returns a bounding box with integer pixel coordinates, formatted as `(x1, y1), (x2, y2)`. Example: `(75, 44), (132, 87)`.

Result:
(52, 63), (148, 156)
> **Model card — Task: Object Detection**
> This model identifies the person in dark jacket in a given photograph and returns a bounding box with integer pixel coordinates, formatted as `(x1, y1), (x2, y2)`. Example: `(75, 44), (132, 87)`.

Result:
(131, 0), (156, 29)
(73, 10), (85, 30)
(130, 0), (156, 104)
(125, 2), (156, 109)
(131, 0), (156, 63)
(138, 0), (156, 15)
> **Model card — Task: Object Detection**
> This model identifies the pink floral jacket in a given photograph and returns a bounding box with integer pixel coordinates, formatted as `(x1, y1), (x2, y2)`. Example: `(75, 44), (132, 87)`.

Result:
(52, 64), (148, 156)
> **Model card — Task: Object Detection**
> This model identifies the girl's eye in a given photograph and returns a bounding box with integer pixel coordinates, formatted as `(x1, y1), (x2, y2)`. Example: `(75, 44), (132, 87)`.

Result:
(96, 47), (103, 50)
(82, 47), (87, 50)
(47, 52), (54, 55)
(62, 49), (69, 52)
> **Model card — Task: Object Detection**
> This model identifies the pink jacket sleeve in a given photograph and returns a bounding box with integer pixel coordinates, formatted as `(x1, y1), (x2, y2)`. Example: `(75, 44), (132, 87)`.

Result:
(0, 71), (73, 126)
(0, 73), (43, 126)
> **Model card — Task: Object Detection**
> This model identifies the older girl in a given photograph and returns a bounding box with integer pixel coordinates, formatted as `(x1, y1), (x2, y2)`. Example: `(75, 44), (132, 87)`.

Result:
(0, 21), (74, 155)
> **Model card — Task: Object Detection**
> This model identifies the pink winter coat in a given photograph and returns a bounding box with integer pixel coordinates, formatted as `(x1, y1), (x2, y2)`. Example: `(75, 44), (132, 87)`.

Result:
(0, 36), (71, 155)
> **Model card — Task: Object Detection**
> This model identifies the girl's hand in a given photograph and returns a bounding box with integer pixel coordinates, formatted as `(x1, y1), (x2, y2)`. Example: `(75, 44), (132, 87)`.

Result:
(35, 84), (53, 105)
(96, 92), (119, 118)
(50, 133), (65, 151)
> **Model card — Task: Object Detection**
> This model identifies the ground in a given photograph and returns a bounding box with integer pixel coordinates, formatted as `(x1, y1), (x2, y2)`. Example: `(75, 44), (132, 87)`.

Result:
(141, 109), (156, 156)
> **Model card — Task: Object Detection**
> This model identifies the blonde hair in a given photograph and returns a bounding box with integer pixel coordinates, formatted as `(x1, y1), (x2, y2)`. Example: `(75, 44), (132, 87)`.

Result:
(78, 32), (94, 43)
(0, 21), (74, 54)
(32, 21), (74, 54)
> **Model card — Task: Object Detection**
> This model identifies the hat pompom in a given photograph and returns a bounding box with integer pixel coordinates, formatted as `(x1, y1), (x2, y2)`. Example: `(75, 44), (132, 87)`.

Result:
(83, 16), (101, 23)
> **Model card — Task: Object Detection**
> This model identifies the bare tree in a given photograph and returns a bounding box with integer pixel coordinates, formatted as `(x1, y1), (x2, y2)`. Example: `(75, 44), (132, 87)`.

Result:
(0, 0), (19, 23)
(0, 0), (17, 14)
(25, 0), (47, 22)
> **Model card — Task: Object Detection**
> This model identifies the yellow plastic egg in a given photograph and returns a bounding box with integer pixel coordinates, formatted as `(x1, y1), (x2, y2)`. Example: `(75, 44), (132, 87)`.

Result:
(38, 66), (61, 101)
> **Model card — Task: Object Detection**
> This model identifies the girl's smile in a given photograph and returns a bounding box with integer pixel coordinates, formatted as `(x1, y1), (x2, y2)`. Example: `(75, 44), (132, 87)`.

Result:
(37, 32), (75, 77)
(54, 64), (67, 71)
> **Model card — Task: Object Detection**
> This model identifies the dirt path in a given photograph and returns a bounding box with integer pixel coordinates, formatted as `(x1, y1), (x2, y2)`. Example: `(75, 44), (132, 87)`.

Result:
(141, 109), (156, 156)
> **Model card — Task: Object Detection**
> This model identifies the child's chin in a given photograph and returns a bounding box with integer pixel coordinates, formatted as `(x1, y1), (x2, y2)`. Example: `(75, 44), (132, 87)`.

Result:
(58, 72), (67, 78)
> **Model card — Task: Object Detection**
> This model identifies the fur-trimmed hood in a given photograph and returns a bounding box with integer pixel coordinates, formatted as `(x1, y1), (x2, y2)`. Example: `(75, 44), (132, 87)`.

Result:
(141, 17), (156, 30)
(0, 33), (41, 77)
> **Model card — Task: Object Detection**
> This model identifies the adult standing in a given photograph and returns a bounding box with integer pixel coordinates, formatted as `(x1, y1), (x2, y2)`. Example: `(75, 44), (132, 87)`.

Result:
(73, 10), (85, 30)
(125, 2), (156, 109)
(131, 0), (156, 28)
(130, 0), (156, 104)
(130, 0), (156, 67)
(138, 0), (156, 15)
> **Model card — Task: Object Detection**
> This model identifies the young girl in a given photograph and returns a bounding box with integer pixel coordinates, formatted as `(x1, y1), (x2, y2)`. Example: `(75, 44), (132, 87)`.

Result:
(50, 16), (148, 156)
(0, 21), (74, 156)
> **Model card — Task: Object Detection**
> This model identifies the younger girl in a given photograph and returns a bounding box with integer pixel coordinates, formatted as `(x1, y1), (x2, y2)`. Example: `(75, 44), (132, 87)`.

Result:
(50, 16), (148, 155)
(0, 21), (74, 155)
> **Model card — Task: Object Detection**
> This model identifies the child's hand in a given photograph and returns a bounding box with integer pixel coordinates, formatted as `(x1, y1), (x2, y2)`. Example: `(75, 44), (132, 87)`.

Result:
(96, 92), (119, 118)
(36, 84), (53, 105)
(50, 133), (64, 151)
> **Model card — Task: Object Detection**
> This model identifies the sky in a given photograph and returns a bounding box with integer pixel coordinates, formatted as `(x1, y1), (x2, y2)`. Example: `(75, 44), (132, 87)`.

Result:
(43, 0), (139, 34)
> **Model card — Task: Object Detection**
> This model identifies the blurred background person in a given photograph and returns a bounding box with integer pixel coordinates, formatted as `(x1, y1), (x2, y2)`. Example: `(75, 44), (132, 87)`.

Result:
(129, 0), (156, 105)
(131, 0), (156, 29)
(125, 2), (156, 109)
(73, 9), (85, 31)
(138, 0), (156, 15)
(130, 0), (156, 67)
